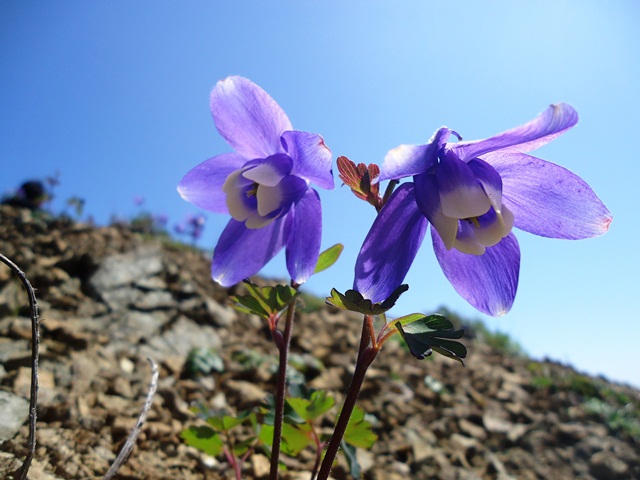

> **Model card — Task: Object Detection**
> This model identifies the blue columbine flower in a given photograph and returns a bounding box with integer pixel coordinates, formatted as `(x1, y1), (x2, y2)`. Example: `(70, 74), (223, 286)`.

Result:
(354, 104), (612, 316)
(178, 76), (334, 286)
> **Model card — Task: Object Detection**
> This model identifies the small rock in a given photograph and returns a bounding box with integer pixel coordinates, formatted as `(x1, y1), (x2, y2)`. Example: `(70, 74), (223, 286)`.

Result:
(226, 379), (268, 406)
(459, 418), (487, 440)
(0, 390), (29, 442)
(589, 450), (629, 479)
(251, 453), (271, 478)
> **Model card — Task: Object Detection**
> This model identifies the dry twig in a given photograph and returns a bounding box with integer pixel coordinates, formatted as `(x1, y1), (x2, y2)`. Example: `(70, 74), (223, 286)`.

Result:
(0, 253), (40, 480)
(103, 357), (159, 480)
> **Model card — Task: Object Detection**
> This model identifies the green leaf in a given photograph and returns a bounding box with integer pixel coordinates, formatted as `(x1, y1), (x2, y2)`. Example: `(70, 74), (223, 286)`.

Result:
(231, 281), (298, 319)
(391, 312), (427, 328)
(180, 426), (224, 456)
(307, 390), (335, 420)
(185, 347), (225, 377)
(343, 405), (377, 449)
(286, 390), (335, 422)
(258, 424), (274, 453)
(285, 397), (312, 423)
(325, 284), (408, 316)
(396, 315), (467, 365)
(341, 439), (362, 479)
(314, 244), (344, 274)
(281, 423), (313, 456)
(207, 415), (241, 431)
(206, 410), (254, 432)
(232, 437), (255, 457)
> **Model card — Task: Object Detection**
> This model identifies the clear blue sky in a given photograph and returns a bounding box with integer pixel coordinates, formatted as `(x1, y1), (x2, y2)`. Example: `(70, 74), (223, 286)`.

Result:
(2, 2), (638, 387)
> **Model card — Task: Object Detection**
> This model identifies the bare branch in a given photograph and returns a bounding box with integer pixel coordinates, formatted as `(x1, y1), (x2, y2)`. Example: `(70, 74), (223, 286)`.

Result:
(103, 357), (159, 480)
(0, 253), (40, 480)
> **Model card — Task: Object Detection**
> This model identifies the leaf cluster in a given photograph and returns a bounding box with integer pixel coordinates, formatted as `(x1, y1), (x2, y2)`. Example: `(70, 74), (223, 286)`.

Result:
(325, 284), (408, 316)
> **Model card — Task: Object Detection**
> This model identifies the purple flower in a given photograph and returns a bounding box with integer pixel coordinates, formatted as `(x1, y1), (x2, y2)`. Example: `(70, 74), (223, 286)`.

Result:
(178, 76), (334, 286)
(354, 104), (612, 316)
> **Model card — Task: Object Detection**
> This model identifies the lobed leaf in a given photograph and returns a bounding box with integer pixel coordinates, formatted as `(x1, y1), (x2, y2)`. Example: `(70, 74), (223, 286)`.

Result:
(396, 315), (467, 365)
(341, 440), (362, 479)
(325, 284), (408, 316)
(231, 281), (298, 319)
(180, 426), (224, 457)
(343, 405), (378, 449)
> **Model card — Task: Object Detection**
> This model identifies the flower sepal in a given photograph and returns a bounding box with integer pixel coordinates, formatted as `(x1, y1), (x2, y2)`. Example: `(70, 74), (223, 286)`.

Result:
(230, 280), (299, 320)
(325, 284), (408, 316)
(393, 314), (467, 365)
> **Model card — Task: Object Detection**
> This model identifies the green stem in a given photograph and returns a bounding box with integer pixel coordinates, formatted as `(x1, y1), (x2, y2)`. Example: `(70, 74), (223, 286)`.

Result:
(268, 300), (297, 480)
(316, 318), (379, 480)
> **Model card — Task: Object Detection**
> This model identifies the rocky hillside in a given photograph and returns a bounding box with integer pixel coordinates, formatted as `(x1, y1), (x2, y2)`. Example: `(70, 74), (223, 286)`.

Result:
(0, 205), (638, 480)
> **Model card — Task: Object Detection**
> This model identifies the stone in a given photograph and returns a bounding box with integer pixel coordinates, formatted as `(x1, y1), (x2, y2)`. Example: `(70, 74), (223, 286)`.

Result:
(0, 390), (29, 442)
(251, 453), (270, 478)
(225, 379), (268, 405)
(589, 450), (629, 479)
(89, 246), (163, 291)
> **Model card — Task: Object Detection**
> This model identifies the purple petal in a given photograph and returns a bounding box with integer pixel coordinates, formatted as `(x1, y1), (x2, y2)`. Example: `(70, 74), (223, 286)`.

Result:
(414, 172), (458, 249)
(450, 103), (578, 160)
(379, 127), (451, 181)
(432, 228), (520, 316)
(484, 152), (612, 239)
(436, 154), (491, 219)
(210, 76), (292, 159)
(242, 153), (293, 187)
(284, 189), (322, 284)
(255, 175), (308, 217)
(281, 130), (334, 190)
(354, 183), (428, 302)
(178, 153), (247, 214)
(211, 218), (286, 287)
(467, 158), (503, 212)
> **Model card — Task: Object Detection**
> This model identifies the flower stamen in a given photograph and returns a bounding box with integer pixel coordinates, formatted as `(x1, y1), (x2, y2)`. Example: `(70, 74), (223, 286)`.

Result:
(246, 183), (259, 198)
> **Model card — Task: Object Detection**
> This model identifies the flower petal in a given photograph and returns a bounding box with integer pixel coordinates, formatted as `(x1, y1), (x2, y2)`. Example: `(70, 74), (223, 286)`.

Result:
(379, 127), (451, 181)
(467, 158), (503, 212)
(436, 154), (491, 219)
(211, 218), (286, 287)
(414, 172), (458, 249)
(242, 153), (293, 187)
(284, 189), (323, 284)
(281, 130), (334, 190)
(177, 153), (247, 214)
(450, 103), (578, 160)
(354, 183), (428, 302)
(210, 76), (292, 159)
(473, 205), (514, 247)
(256, 175), (308, 217)
(485, 152), (612, 239)
(451, 221), (486, 255)
(432, 228), (520, 316)
(223, 168), (257, 221)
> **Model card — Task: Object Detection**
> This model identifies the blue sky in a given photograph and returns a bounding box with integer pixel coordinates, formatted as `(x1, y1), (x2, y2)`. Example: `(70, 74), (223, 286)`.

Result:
(2, 2), (639, 387)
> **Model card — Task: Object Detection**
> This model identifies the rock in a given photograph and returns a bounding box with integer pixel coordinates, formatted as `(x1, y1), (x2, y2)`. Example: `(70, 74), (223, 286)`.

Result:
(225, 379), (268, 406)
(0, 390), (29, 442)
(459, 417), (487, 440)
(589, 450), (629, 479)
(142, 316), (221, 362)
(251, 453), (270, 478)
(89, 246), (164, 291)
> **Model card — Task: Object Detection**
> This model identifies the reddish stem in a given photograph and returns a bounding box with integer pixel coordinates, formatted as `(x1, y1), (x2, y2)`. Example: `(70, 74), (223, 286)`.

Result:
(268, 299), (297, 480)
(316, 318), (379, 480)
